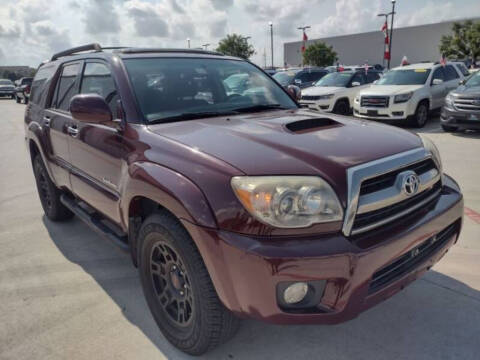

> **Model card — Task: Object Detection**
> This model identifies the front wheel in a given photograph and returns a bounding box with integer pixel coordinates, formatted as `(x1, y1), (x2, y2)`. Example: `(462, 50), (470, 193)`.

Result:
(411, 101), (429, 128)
(138, 213), (240, 355)
(333, 100), (349, 115)
(16, 96), (21, 103)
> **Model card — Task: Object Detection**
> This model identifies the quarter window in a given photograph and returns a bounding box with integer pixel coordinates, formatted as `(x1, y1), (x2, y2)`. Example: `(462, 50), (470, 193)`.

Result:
(80, 62), (118, 114)
(52, 63), (80, 111)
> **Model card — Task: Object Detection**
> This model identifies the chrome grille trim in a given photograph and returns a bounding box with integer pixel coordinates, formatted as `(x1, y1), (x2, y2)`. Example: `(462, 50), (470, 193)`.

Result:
(453, 96), (480, 112)
(342, 148), (437, 236)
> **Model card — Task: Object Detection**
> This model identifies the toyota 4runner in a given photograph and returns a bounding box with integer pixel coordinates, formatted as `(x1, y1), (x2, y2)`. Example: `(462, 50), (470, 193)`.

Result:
(25, 44), (464, 355)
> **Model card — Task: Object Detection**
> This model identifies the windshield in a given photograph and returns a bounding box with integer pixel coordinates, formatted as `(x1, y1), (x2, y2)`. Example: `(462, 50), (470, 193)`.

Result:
(377, 69), (431, 85)
(314, 72), (353, 87)
(273, 71), (296, 86)
(0, 80), (13, 86)
(124, 58), (297, 123)
(465, 72), (480, 87)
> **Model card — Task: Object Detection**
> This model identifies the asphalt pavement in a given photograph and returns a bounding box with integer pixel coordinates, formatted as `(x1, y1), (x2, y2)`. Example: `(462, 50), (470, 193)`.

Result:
(0, 99), (479, 360)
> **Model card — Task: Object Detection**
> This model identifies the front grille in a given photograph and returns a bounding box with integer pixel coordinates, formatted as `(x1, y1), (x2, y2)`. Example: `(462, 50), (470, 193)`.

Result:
(369, 220), (460, 294)
(453, 97), (480, 112)
(361, 96), (389, 108)
(360, 159), (436, 196)
(353, 181), (441, 231)
(301, 95), (321, 101)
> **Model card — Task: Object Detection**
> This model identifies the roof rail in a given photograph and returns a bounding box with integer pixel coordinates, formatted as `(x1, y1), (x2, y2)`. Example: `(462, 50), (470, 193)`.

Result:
(51, 43), (102, 61)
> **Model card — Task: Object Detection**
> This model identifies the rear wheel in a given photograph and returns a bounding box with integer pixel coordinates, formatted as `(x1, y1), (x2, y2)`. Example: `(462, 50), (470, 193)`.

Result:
(411, 101), (429, 128)
(333, 99), (349, 115)
(15, 96), (21, 103)
(138, 213), (240, 355)
(441, 124), (458, 132)
(32, 154), (73, 221)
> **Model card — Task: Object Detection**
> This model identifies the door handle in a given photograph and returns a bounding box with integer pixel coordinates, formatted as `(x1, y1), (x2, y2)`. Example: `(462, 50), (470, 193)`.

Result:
(43, 116), (51, 127)
(67, 125), (79, 137)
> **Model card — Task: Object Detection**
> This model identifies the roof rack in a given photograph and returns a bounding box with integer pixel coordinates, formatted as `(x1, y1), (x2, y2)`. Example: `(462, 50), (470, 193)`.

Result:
(51, 43), (102, 61)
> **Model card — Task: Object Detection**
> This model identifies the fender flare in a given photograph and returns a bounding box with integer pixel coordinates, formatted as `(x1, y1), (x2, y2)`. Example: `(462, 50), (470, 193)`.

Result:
(121, 161), (217, 230)
(26, 122), (55, 180)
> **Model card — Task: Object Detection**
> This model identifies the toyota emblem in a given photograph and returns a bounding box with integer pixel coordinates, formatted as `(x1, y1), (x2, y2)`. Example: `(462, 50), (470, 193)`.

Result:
(402, 173), (420, 196)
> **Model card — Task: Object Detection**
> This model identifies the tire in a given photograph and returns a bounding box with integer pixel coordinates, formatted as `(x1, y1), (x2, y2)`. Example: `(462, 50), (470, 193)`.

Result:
(411, 101), (429, 128)
(16, 96), (21, 103)
(24, 97), (29, 105)
(333, 99), (349, 115)
(441, 124), (458, 132)
(138, 213), (240, 355)
(32, 154), (74, 221)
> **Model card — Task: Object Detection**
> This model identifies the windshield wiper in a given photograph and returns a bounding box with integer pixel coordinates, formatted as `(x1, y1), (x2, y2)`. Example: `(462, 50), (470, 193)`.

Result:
(149, 110), (239, 124)
(232, 104), (289, 113)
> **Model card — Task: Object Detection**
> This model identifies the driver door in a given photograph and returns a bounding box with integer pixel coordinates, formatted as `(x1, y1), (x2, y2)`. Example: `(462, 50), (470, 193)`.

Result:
(68, 60), (126, 223)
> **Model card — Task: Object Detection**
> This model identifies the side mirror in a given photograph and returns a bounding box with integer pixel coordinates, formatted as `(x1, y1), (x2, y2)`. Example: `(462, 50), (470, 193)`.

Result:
(70, 94), (113, 124)
(287, 85), (302, 101)
(294, 78), (302, 84)
(351, 81), (361, 87)
(459, 79), (466, 85)
(432, 78), (443, 86)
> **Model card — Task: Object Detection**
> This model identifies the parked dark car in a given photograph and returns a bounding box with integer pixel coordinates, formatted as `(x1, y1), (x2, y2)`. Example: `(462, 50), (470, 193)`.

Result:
(0, 78), (15, 98)
(15, 77), (33, 104)
(25, 44), (463, 355)
(273, 68), (328, 89)
(441, 71), (480, 131)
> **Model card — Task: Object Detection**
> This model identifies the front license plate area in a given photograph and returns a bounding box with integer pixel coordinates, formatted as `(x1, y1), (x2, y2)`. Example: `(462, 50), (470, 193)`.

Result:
(367, 110), (378, 116)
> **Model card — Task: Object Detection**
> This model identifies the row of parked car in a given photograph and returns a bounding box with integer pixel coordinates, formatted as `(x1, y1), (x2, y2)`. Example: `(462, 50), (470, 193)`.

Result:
(272, 61), (479, 132)
(0, 77), (32, 104)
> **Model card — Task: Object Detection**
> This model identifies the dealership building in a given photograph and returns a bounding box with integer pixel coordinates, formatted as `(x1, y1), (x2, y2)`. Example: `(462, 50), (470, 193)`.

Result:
(284, 17), (480, 68)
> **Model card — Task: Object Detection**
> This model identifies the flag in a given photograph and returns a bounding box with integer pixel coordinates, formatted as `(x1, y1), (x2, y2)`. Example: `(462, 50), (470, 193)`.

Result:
(381, 21), (390, 60)
(401, 55), (409, 66)
(301, 31), (308, 53)
(440, 53), (447, 66)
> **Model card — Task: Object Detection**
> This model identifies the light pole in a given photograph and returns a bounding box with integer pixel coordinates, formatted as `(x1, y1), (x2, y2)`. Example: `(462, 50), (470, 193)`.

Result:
(187, 38), (190, 49)
(202, 43), (210, 50)
(297, 26), (311, 67)
(268, 21), (274, 68)
(377, 0), (396, 69)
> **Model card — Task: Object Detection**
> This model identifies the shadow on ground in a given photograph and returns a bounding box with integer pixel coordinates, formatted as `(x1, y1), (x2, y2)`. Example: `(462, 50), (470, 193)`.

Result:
(42, 215), (480, 360)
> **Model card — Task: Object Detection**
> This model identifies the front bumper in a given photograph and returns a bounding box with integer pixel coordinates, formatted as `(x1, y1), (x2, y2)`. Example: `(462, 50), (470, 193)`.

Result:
(184, 174), (463, 325)
(0, 90), (15, 96)
(441, 106), (480, 130)
(299, 99), (333, 112)
(353, 100), (416, 121)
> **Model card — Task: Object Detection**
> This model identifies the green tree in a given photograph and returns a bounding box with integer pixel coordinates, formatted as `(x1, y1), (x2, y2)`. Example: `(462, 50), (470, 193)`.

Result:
(303, 41), (338, 67)
(216, 34), (255, 59)
(439, 20), (480, 66)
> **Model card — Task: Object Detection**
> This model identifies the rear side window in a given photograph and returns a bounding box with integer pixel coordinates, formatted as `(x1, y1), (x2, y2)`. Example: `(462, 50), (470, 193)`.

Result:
(366, 72), (380, 83)
(455, 63), (470, 77)
(30, 66), (55, 105)
(431, 67), (445, 83)
(52, 63), (80, 111)
(444, 65), (460, 81)
(80, 62), (118, 114)
(351, 73), (366, 85)
(310, 71), (327, 82)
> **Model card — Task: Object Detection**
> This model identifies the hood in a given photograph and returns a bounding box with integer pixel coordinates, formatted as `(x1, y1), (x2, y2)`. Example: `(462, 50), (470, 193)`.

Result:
(147, 109), (422, 202)
(451, 85), (480, 96)
(301, 86), (345, 96)
(360, 84), (423, 96)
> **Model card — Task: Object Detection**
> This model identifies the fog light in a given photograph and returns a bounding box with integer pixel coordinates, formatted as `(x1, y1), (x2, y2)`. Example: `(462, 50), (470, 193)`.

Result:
(283, 282), (308, 304)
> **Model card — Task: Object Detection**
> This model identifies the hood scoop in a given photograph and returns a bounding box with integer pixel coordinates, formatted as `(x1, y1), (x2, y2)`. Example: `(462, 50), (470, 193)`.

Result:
(285, 117), (341, 133)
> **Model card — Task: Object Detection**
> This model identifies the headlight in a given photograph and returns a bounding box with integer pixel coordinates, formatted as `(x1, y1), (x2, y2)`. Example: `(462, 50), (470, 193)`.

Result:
(318, 94), (334, 100)
(231, 176), (343, 228)
(420, 135), (442, 174)
(394, 92), (413, 103)
(445, 93), (454, 107)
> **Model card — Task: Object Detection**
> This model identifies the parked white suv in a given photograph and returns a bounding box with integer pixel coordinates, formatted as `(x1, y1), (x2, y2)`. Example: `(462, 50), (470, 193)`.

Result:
(300, 70), (382, 115)
(353, 62), (465, 127)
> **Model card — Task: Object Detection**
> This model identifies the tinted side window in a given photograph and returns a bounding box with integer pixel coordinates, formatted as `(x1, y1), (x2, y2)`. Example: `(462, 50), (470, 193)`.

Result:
(80, 62), (118, 113)
(296, 72), (312, 82)
(366, 72), (380, 83)
(351, 73), (366, 85)
(52, 63), (80, 111)
(444, 65), (459, 81)
(455, 63), (470, 77)
(30, 66), (56, 104)
(310, 71), (327, 82)
(431, 67), (445, 83)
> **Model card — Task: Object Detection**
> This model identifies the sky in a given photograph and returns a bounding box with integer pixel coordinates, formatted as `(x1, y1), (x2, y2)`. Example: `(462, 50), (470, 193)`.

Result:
(1, 0), (479, 68)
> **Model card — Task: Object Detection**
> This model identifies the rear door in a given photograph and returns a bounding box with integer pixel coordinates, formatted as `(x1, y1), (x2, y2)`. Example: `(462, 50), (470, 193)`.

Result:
(67, 60), (125, 223)
(430, 67), (446, 109)
(43, 61), (83, 188)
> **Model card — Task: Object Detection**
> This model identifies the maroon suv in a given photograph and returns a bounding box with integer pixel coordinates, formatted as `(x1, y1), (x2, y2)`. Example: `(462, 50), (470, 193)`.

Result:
(24, 44), (463, 355)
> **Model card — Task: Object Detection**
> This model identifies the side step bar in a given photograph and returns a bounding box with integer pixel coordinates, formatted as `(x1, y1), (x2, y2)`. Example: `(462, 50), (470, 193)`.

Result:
(60, 194), (129, 252)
